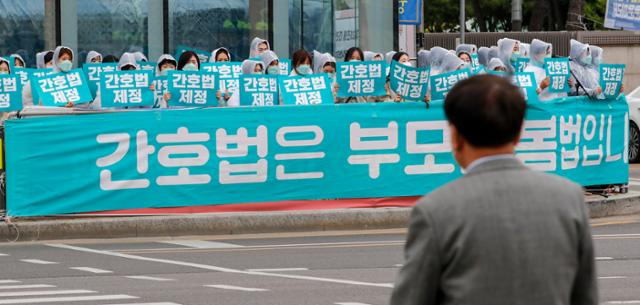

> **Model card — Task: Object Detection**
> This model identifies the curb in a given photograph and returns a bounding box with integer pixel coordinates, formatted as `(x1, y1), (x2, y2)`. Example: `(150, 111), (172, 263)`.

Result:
(2, 193), (640, 242)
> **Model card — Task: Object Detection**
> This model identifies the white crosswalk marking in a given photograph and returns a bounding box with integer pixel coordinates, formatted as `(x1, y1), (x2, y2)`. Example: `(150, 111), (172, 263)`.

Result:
(246, 268), (309, 272)
(335, 303), (373, 305)
(20, 259), (58, 265)
(161, 240), (244, 249)
(124, 275), (174, 282)
(0, 289), (95, 297)
(205, 284), (268, 292)
(104, 303), (182, 305)
(0, 285), (56, 290)
(70, 267), (113, 274)
(0, 280), (21, 284)
(605, 302), (640, 304)
(0, 294), (137, 304)
(0, 253), (8, 256)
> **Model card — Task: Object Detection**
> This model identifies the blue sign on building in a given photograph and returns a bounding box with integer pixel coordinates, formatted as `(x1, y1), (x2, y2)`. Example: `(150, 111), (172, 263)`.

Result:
(605, 0), (640, 30)
(399, 0), (422, 25)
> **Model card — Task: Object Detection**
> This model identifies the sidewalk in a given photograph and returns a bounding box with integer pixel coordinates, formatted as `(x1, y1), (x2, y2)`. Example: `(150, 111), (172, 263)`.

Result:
(2, 192), (640, 242)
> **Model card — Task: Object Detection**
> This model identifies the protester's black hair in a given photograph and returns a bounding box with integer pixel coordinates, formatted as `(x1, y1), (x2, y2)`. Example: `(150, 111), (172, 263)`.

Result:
(158, 58), (177, 69)
(177, 51), (200, 70)
(215, 49), (230, 61)
(291, 49), (312, 73)
(44, 51), (54, 64)
(444, 75), (526, 147)
(392, 52), (409, 63)
(103, 55), (119, 63)
(344, 47), (364, 62)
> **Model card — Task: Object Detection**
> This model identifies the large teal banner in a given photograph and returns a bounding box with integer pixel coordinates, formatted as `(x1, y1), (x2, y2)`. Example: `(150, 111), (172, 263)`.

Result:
(4, 96), (629, 216)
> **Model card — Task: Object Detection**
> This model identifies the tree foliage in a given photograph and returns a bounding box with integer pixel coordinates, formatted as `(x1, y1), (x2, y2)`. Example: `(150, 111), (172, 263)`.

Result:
(423, 0), (606, 32)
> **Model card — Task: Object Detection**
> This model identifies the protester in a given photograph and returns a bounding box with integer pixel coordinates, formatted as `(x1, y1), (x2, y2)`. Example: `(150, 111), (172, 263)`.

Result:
(35, 50), (53, 69)
(249, 37), (270, 58)
(391, 74), (597, 305)
(259, 50), (280, 76)
(455, 44), (476, 64)
(498, 38), (521, 73)
(477, 46), (491, 67)
(383, 51), (414, 103)
(154, 54), (177, 108)
(209, 47), (231, 62)
(335, 47), (367, 104)
(487, 57), (507, 72)
(520, 43), (530, 58)
(90, 52), (141, 109)
(569, 39), (602, 97)
(428, 47), (450, 76)
(385, 51), (396, 65)
(364, 51), (384, 61)
(0, 57), (10, 74)
(11, 54), (25, 68)
(524, 38), (570, 101)
(86, 51), (102, 64)
(226, 60), (264, 107)
(488, 46), (499, 63)
(312, 51), (336, 76)
(132, 51), (148, 62)
(440, 52), (467, 73)
(417, 50), (430, 69)
(290, 49), (313, 76)
(177, 50), (200, 71)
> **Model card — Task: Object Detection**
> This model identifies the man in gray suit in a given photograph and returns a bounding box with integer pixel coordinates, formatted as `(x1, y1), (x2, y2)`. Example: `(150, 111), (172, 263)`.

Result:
(390, 75), (597, 305)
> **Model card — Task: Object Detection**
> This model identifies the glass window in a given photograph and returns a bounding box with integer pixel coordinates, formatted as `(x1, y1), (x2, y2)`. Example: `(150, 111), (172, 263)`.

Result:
(0, 0), (54, 68)
(288, 0), (334, 56)
(168, 0), (269, 61)
(77, 0), (149, 64)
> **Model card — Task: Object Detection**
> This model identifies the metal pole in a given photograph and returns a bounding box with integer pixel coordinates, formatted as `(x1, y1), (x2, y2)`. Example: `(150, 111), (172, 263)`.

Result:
(511, 0), (522, 31)
(459, 0), (465, 44)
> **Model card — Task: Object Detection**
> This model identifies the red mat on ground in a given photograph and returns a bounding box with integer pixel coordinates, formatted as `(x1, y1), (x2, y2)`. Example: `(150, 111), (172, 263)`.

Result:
(84, 196), (421, 215)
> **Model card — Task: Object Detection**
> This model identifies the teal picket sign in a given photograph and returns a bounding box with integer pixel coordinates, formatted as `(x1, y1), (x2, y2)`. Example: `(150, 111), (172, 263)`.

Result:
(278, 74), (334, 105)
(336, 61), (387, 97)
(239, 74), (279, 106)
(83, 63), (118, 97)
(4, 95), (628, 217)
(511, 72), (539, 104)
(515, 57), (530, 73)
(429, 68), (471, 101)
(279, 58), (292, 76)
(389, 61), (430, 101)
(13, 68), (53, 105)
(201, 62), (242, 94)
(166, 70), (218, 107)
(470, 53), (480, 69)
(31, 69), (93, 106)
(544, 57), (571, 93)
(599, 64), (625, 99)
(139, 61), (156, 73)
(0, 74), (22, 111)
(152, 76), (168, 108)
(99, 70), (155, 108)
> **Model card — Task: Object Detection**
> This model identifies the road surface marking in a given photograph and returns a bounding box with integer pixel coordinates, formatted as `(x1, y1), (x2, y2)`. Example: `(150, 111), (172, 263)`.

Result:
(120, 240), (405, 255)
(205, 285), (268, 292)
(47, 243), (393, 288)
(20, 259), (58, 265)
(605, 302), (640, 304)
(246, 268), (309, 272)
(393, 264), (403, 267)
(0, 285), (55, 290)
(599, 276), (628, 279)
(104, 303), (182, 305)
(594, 233), (640, 240)
(70, 267), (113, 274)
(596, 257), (614, 260)
(161, 240), (244, 249)
(124, 275), (174, 282)
(0, 290), (95, 297)
(0, 280), (20, 284)
(335, 303), (373, 305)
(0, 253), (8, 256)
(0, 294), (137, 304)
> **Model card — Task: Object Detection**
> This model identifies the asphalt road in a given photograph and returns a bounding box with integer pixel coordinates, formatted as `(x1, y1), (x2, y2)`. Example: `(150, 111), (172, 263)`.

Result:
(0, 214), (639, 305)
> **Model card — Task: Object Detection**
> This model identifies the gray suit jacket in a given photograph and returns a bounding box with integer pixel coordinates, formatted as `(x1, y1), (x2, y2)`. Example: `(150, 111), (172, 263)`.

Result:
(390, 157), (597, 305)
